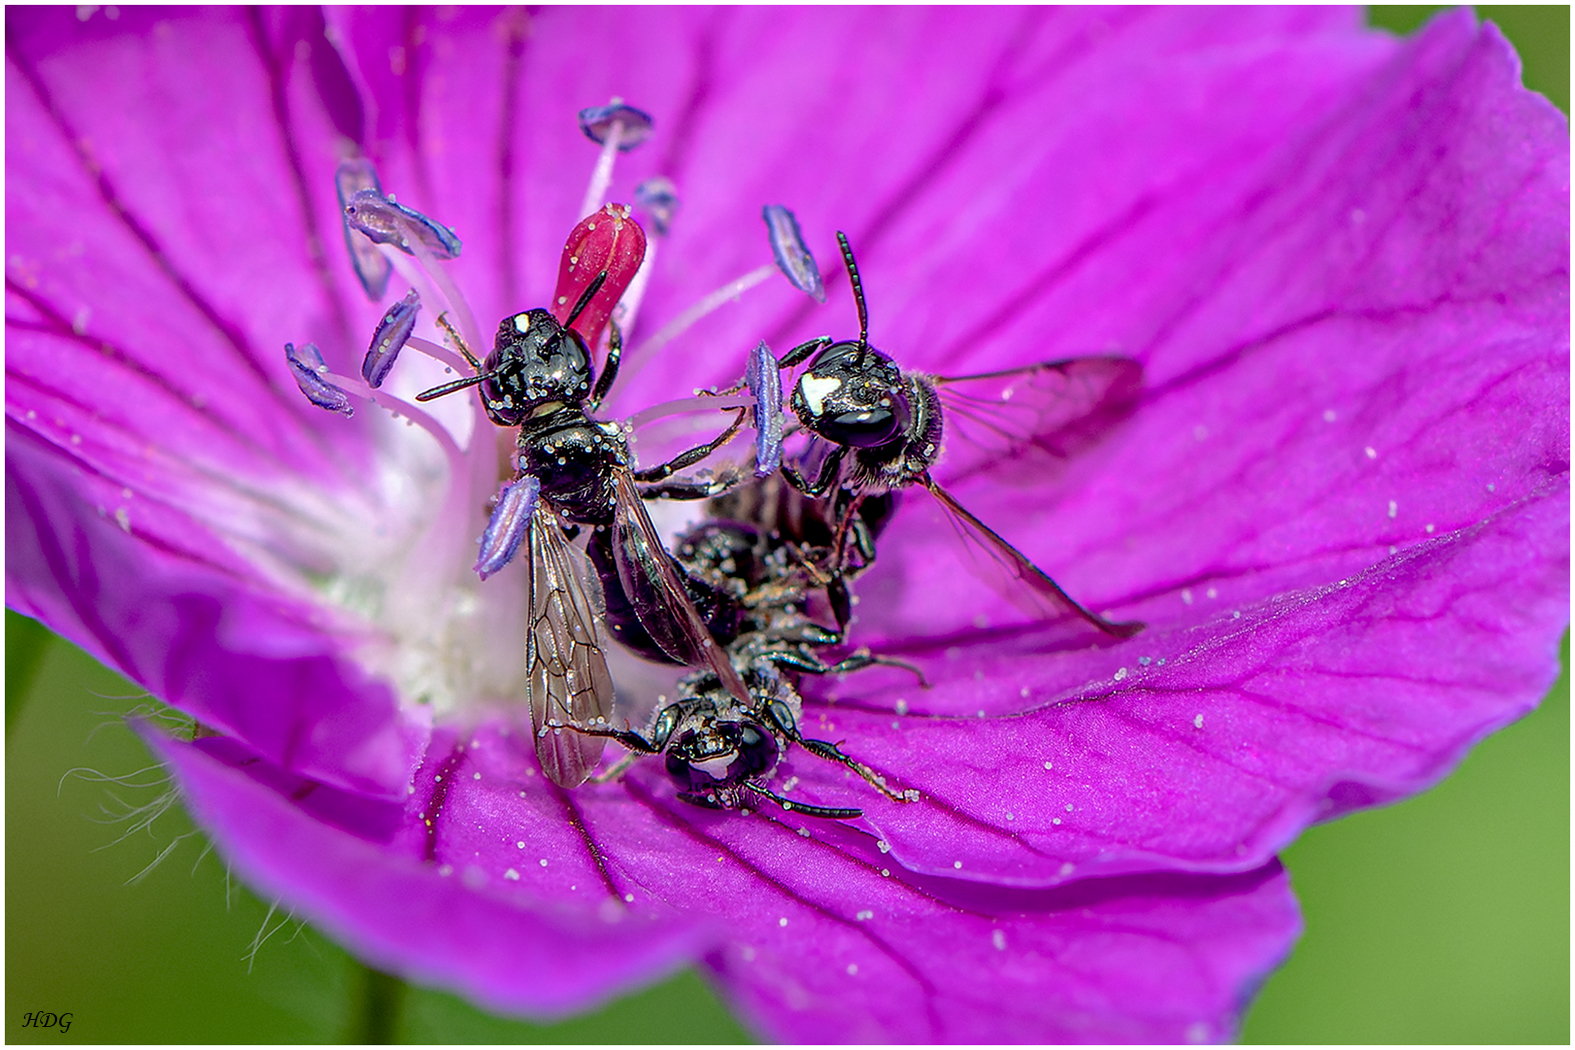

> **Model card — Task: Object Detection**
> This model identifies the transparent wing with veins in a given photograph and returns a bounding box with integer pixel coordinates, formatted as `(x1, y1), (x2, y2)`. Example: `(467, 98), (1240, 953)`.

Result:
(610, 470), (754, 706)
(923, 475), (1143, 639)
(526, 505), (614, 787)
(929, 356), (1142, 488)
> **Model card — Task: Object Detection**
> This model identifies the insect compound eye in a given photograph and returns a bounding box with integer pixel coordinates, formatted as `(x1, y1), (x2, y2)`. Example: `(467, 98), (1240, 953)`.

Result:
(664, 730), (697, 782)
(824, 403), (904, 448)
(650, 705), (681, 750)
(791, 345), (911, 449)
(734, 722), (779, 778)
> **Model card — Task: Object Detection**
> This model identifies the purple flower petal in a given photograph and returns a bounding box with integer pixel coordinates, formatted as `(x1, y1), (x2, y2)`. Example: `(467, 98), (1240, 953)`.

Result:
(6, 6), (1565, 1042)
(145, 728), (717, 1018)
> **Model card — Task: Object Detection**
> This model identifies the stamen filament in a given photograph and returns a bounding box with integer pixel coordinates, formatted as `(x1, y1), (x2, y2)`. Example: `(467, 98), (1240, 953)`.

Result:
(622, 263), (779, 385)
(405, 336), (471, 374)
(627, 392), (754, 430)
(320, 371), (466, 473)
(323, 368), (480, 597)
(578, 118), (625, 221)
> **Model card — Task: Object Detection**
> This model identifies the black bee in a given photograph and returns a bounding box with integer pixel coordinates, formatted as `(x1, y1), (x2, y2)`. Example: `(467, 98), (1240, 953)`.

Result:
(414, 270), (755, 788)
(773, 232), (1146, 639)
(574, 477), (916, 819)
(591, 469), (899, 669)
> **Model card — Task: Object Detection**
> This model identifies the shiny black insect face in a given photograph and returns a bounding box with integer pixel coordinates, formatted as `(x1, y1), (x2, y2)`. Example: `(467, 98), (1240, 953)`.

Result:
(663, 717), (782, 798)
(789, 340), (912, 451)
(478, 308), (593, 426)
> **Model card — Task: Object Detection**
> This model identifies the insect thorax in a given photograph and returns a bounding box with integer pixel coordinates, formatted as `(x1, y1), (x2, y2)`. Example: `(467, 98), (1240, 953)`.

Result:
(515, 409), (629, 525)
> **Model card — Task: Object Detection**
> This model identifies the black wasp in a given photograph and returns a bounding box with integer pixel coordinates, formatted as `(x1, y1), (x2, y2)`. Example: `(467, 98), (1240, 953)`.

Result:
(573, 474), (916, 819)
(413, 220), (756, 789)
(772, 231), (1146, 639)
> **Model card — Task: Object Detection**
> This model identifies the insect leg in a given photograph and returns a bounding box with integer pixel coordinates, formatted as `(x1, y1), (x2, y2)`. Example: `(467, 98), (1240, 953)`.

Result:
(632, 408), (747, 482)
(763, 698), (913, 803)
(778, 335), (833, 369)
(560, 721), (661, 753)
(827, 489), (869, 573)
(822, 647), (929, 686)
(637, 472), (743, 501)
(589, 750), (644, 785)
(781, 444), (846, 497)
(586, 319), (622, 412)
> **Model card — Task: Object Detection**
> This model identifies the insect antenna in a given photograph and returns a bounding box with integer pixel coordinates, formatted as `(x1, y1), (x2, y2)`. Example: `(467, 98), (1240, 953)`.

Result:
(414, 370), (493, 402)
(414, 271), (612, 404)
(563, 269), (609, 329)
(836, 231), (870, 367)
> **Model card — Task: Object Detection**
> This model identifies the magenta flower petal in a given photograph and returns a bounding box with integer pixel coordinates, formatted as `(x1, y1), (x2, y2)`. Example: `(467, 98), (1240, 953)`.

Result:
(143, 729), (717, 1018)
(7, 6), (1565, 1042)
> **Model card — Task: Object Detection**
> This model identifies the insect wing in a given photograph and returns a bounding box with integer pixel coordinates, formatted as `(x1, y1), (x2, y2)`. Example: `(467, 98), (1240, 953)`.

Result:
(610, 470), (753, 705)
(930, 356), (1142, 488)
(924, 477), (1143, 639)
(526, 505), (615, 786)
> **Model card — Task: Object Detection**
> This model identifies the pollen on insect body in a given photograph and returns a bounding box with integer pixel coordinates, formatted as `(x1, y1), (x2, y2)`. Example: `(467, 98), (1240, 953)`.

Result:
(512, 313), (531, 333)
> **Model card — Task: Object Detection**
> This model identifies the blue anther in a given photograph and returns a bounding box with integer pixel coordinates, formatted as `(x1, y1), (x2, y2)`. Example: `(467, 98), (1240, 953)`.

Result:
(476, 475), (541, 579)
(335, 159), (392, 299)
(344, 189), (462, 259)
(362, 288), (421, 388)
(285, 342), (354, 417)
(577, 101), (654, 150)
(635, 177), (679, 237)
(762, 205), (825, 303)
(745, 340), (784, 477)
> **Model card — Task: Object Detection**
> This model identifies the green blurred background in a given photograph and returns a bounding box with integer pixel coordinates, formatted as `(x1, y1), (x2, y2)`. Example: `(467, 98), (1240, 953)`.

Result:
(6, 7), (1568, 1043)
